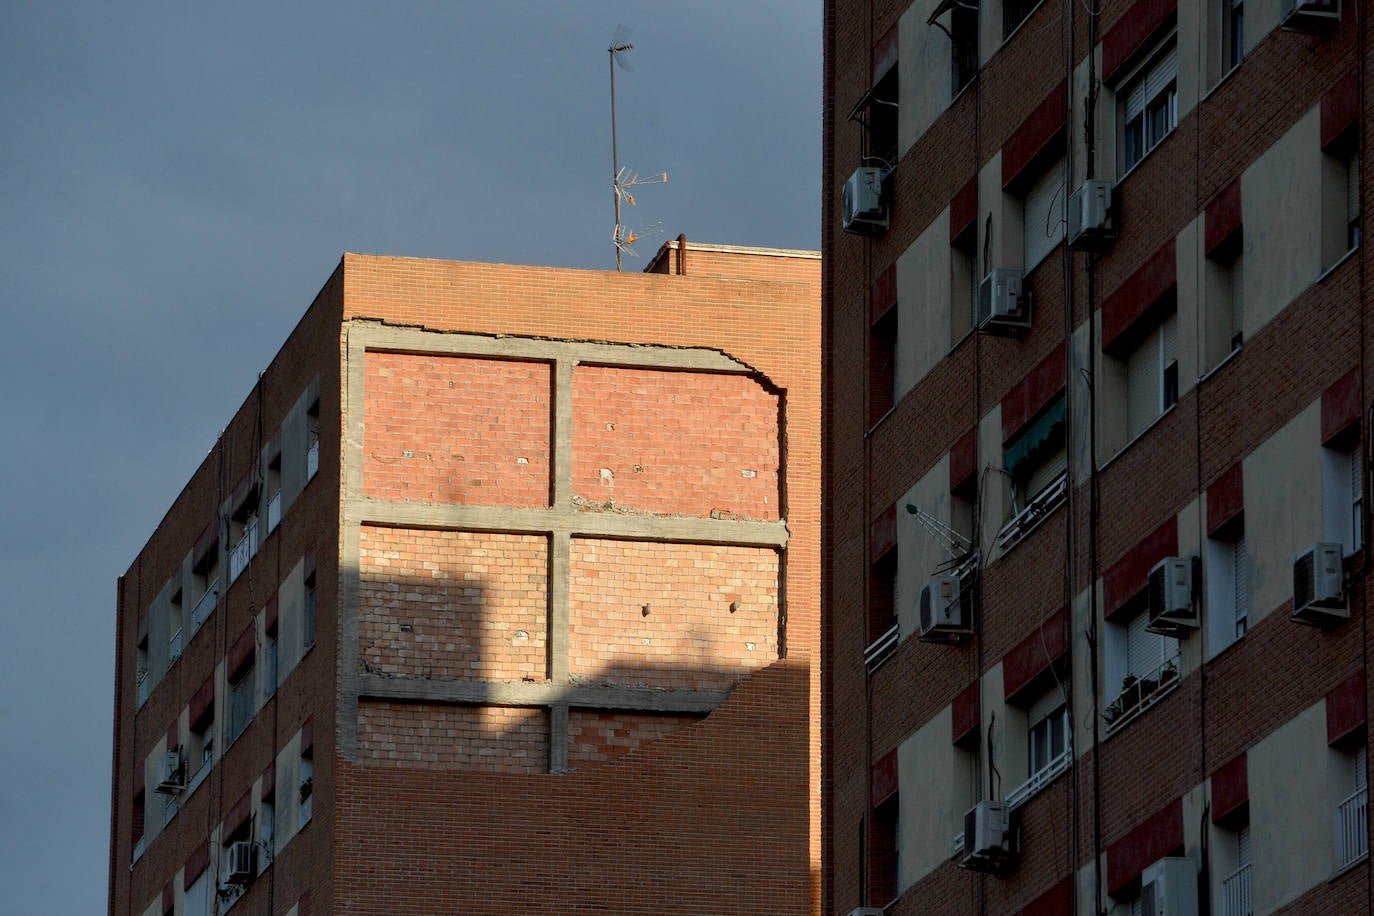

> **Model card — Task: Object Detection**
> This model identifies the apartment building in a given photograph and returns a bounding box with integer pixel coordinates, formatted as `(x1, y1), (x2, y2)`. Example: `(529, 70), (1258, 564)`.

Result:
(824, 0), (1369, 913)
(109, 241), (822, 915)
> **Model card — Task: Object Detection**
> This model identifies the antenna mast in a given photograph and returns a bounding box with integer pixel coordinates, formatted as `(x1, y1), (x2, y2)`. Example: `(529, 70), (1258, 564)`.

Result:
(607, 27), (666, 270)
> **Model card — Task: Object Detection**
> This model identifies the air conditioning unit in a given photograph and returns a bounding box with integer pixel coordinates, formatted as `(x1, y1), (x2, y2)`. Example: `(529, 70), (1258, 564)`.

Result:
(154, 751), (185, 795)
(842, 167), (889, 235)
(920, 572), (971, 642)
(1292, 542), (1347, 627)
(1146, 557), (1196, 636)
(960, 800), (1018, 874)
(1139, 857), (1199, 916)
(1068, 179), (1117, 251)
(976, 269), (1030, 337)
(1283, 0), (1341, 29)
(225, 841), (256, 884)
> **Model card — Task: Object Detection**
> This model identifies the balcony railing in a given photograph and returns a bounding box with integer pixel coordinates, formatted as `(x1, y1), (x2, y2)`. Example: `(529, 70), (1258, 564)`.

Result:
(1221, 862), (1252, 916)
(864, 622), (901, 672)
(1007, 748), (1071, 809)
(995, 471), (1068, 554)
(228, 519), (258, 584)
(266, 490), (282, 533)
(1338, 786), (1369, 868)
(190, 579), (219, 637)
(1104, 652), (1181, 736)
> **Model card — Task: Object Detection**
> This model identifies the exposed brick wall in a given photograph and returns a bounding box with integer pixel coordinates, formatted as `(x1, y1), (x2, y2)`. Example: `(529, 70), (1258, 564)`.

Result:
(566, 710), (698, 768)
(357, 701), (547, 774)
(568, 538), (779, 689)
(357, 526), (548, 682)
(362, 352), (551, 506)
(571, 365), (781, 519)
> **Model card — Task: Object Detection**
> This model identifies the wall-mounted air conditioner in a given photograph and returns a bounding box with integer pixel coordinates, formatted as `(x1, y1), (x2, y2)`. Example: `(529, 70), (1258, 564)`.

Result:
(920, 572), (971, 642)
(1293, 542), (1347, 627)
(976, 269), (1030, 337)
(1068, 180), (1117, 251)
(843, 167), (890, 235)
(1146, 557), (1196, 636)
(155, 751), (185, 795)
(1283, 0), (1341, 30)
(226, 841), (257, 884)
(1139, 856), (1199, 916)
(960, 800), (1018, 874)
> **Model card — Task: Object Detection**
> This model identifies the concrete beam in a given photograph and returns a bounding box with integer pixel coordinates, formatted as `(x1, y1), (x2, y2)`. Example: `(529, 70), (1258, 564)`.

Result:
(355, 675), (728, 714)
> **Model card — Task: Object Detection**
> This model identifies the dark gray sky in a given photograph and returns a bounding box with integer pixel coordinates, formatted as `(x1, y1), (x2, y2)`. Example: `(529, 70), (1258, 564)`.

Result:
(0, 3), (820, 911)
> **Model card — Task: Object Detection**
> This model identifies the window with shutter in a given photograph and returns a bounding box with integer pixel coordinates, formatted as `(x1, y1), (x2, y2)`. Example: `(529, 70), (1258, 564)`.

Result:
(1233, 534), (1248, 637)
(1120, 40), (1178, 174)
(1023, 159), (1065, 272)
(1126, 608), (1175, 679)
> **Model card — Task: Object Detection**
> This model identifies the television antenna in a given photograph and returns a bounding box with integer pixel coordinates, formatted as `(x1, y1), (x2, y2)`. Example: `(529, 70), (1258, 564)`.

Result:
(608, 26), (667, 269)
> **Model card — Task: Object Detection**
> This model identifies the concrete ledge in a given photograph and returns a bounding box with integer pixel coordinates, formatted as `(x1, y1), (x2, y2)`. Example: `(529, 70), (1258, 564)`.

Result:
(356, 674), (729, 713)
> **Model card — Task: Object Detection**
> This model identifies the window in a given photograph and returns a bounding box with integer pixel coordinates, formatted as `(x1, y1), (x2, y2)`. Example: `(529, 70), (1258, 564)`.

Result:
(869, 795), (900, 905)
(1004, 0), (1039, 37)
(258, 790), (276, 873)
(1124, 311), (1178, 439)
(1005, 396), (1068, 517)
(188, 706), (214, 793)
(950, 2), (979, 96)
(1204, 227), (1243, 368)
(190, 543), (220, 637)
(1324, 435), (1363, 557)
(168, 589), (184, 663)
(184, 871), (210, 916)
(1026, 691), (1070, 782)
(136, 633), (150, 707)
(864, 68), (899, 169)
(1225, 0), (1244, 71)
(1106, 600), (1180, 729)
(265, 451), (283, 534)
(1022, 158), (1066, 273)
(1337, 744), (1368, 868)
(1219, 819), (1252, 916)
(131, 786), (146, 860)
(228, 489), (260, 586)
(306, 398), (320, 481)
(951, 228), (978, 342)
(219, 820), (254, 909)
(1324, 136), (1360, 268)
(870, 308), (898, 425)
(868, 549), (898, 648)
(264, 622), (278, 699)
(1208, 525), (1249, 654)
(229, 656), (255, 745)
(304, 570), (318, 651)
(1120, 40), (1178, 174)
(298, 747), (314, 825)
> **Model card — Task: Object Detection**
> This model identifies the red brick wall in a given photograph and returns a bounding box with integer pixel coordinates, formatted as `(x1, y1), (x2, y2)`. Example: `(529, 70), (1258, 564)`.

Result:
(334, 660), (811, 915)
(571, 365), (781, 519)
(357, 526), (548, 681)
(566, 710), (698, 768)
(362, 352), (551, 506)
(357, 701), (547, 774)
(568, 539), (779, 689)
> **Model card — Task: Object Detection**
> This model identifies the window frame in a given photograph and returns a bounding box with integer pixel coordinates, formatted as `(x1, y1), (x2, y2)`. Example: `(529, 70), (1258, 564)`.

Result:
(1118, 37), (1179, 177)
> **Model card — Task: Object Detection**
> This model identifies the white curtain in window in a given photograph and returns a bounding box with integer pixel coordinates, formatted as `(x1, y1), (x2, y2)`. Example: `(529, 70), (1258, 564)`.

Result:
(1024, 160), (1066, 272)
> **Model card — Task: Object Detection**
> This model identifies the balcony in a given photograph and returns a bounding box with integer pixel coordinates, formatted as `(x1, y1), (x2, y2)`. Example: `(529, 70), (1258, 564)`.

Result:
(1221, 862), (1252, 916)
(1104, 652), (1180, 736)
(228, 519), (258, 585)
(995, 471), (1067, 554)
(266, 490), (282, 533)
(1007, 748), (1071, 809)
(190, 580), (219, 637)
(1338, 786), (1369, 868)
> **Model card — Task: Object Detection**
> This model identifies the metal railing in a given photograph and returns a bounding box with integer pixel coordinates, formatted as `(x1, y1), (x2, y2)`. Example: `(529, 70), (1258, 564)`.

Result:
(995, 471), (1068, 554)
(266, 490), (282, 533)
(1104, 651), (1181, 736)
(1338, 786), (1369, 868)
(228, 519), (258, 584)
(1221, 862), (1252, 916)
(1007, 748), (1071, 809)
(190, 579), (219, 636)
(864, 622), (901, 672)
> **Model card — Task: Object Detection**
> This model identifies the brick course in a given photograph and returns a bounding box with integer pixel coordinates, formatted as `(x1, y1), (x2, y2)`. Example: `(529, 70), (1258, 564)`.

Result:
(357, 700), (547, 774)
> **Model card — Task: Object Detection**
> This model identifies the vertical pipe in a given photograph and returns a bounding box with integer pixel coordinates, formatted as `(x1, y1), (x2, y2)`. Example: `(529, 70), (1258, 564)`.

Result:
(610, 49), (622, 272)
